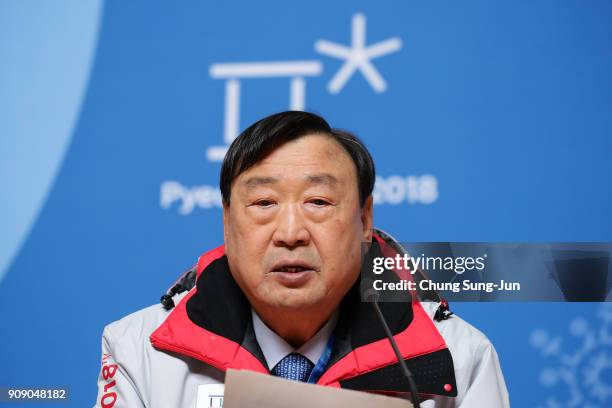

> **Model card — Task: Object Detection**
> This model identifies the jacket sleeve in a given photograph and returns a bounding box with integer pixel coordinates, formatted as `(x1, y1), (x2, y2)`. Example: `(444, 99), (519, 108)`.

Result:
(93, 326), (145, 408)
(458, 339), (510, 408)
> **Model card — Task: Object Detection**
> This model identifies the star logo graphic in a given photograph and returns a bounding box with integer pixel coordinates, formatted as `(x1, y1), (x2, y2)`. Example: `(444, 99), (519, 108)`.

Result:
(315, 13), (402, 94)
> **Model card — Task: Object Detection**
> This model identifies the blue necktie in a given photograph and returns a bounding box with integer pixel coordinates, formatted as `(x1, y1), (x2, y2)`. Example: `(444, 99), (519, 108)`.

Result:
(271, 353), (314, 382)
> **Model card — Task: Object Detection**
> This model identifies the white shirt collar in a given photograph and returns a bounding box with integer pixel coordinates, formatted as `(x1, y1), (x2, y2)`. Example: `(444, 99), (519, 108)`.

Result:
(251, 309), (338, 371)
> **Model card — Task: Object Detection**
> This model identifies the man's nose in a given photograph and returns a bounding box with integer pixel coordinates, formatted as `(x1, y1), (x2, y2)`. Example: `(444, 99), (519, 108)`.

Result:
(272, 203), (311, 248)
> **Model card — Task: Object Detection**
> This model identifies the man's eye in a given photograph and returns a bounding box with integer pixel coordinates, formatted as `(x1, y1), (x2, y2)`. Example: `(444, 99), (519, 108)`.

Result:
(253, 200), (275, 207)
(309, 198), (331, 206)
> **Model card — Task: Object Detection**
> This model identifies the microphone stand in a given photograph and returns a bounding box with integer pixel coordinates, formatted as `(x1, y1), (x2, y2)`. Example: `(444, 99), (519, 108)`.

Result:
(371, 300), (421, 408)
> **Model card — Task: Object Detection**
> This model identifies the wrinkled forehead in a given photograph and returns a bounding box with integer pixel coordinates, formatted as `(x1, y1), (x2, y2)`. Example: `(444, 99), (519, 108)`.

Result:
(233, 134), (358, 192)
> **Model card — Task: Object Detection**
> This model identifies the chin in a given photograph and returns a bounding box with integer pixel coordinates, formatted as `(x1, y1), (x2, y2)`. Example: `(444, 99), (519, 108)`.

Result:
(265, 288), (325, 310)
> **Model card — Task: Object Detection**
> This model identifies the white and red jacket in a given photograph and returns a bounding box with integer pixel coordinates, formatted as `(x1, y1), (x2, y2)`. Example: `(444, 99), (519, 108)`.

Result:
(94, 237), (509, 407)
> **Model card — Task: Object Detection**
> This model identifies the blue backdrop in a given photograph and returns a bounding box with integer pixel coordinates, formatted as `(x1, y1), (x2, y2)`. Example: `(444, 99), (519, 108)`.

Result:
(1, 1), (611, 406)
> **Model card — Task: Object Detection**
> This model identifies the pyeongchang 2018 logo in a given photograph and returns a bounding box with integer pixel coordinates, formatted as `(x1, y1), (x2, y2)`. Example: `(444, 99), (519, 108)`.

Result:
(160, 13), (439, 215)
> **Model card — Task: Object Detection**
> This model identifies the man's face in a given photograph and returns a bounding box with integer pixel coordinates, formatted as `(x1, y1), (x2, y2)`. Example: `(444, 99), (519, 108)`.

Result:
(223, 134), (373, 314)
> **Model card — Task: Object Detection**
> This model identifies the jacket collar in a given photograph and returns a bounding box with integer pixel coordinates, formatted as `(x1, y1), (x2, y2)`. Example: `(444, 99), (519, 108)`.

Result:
(150, 241), (457, 398)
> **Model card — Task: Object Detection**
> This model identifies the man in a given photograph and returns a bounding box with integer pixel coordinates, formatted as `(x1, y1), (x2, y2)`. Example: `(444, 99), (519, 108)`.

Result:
(94, 111), (509, 407)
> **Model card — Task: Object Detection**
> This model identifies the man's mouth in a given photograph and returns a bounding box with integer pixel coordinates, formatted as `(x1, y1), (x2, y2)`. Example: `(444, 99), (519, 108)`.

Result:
(274, 266), (311, 273)
(270, 259), (318, 273)
(269, 261), (317, 286)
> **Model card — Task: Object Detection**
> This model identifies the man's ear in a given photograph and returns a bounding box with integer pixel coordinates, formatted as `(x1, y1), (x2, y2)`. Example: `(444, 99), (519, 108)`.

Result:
(361, 195), (373, 242)
(222, 202), (230, 245)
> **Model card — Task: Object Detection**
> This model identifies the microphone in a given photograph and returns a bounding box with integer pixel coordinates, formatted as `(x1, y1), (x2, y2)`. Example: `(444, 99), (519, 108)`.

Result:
(364, 285), (421, 408)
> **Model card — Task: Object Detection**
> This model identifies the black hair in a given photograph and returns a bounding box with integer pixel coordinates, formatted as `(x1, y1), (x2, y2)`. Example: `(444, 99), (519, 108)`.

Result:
(219, 111), (375, 207)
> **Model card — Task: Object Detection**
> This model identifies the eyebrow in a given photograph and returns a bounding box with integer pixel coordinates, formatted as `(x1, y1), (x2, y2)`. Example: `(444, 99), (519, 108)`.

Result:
(242, 176), (279, 189)
(241, 173), (339, 189)
(306, 173), (339, 186)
